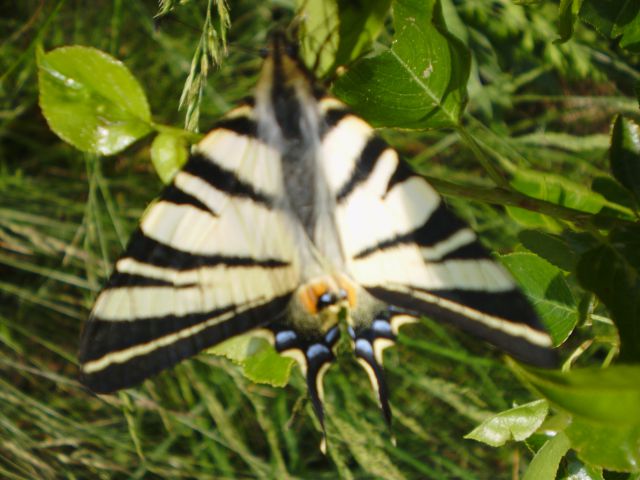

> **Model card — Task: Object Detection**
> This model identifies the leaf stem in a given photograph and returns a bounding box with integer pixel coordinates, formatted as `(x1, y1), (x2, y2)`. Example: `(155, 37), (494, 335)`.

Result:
(424, 175), (636, 229)
(151, 123), (204, 144)
(455, 125), (510, 188)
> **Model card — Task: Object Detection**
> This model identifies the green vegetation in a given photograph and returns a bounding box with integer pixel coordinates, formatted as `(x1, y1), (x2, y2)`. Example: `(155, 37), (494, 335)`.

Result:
(2, 0), (640, 478)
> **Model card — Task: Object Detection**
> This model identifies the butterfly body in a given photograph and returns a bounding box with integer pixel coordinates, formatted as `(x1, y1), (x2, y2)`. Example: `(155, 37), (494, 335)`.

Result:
(79, 32), (555, 441)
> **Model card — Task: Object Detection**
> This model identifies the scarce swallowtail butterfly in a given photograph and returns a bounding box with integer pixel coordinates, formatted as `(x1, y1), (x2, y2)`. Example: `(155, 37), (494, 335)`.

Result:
(78, 32), (556, 443)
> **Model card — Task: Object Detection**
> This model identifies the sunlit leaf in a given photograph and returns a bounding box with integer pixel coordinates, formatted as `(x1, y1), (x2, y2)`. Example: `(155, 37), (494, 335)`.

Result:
(522, 432), (571, 480)
(207, 335), (294, 387)
(465, 399), (549, 447)
(333, 0), (470, 128)
(502, 252), (578, 345)
(150, 132), (189, 184)
(37, 46), (152, 155)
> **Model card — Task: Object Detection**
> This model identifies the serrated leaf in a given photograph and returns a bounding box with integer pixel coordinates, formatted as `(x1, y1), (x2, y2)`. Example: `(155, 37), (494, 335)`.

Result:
(577, 234), (640, 362)
(522, 432), (571, 480)
(610, 115), (640, 201)
(150, 132), (189, 184)
(333, 0), (470, 128)
(518, 230), (578, 272)
(37, 46), (152, 155)
(243, 346), (295, 388)
(207, 334), (264, 364)
(465, 399), (549, 447)
(579, 0), (640, 52)
(207, 335), (294, 387)
(501, 252), (578, 345)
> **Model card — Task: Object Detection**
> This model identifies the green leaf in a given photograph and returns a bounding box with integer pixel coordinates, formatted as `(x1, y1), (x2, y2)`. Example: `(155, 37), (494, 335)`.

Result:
(556, 0), (579, 44)
(511, 362), (640, 472)
(298, 0), (390, 76)
(579, 0), (640, 52)
(208, 334), (264, 363)
(242, 346), (295, 388)
(510, 168), (609, 214)
(333, 0), (391, 71)
(522, 432), (571, 480)
(296, 0), (339, 76)
(37, 46), (152, 155)
(577, 234), (640, 362)
(563, 460), (604, 480)
(333, 0), (470, 128)
(518, 230), (578, 273)
(207, 335), (295, 387)
(465, 399), (549, 447)
(511, 363), (640, 425)
(610, 115), (640, 201)
(150, 132), (189, 184)
(591, 176), (637, 212)
(501, 252), (578, 346)
(565, 420), (640, 473)
(505, 207), (563, 233)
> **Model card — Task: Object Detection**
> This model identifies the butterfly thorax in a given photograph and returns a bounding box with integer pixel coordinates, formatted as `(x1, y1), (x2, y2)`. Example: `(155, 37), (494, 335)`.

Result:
(254, 34), (354, 328)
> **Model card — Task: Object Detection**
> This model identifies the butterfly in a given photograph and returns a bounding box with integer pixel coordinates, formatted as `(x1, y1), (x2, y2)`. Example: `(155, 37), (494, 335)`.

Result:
(78, 31), (556, 444)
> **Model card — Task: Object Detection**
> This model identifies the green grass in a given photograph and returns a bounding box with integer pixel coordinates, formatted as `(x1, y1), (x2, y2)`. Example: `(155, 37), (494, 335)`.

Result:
(2, 1), (638, 478)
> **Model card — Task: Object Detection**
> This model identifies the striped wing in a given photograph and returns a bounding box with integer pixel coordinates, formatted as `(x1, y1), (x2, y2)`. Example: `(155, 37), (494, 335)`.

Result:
(318, 101), (555, 418)
(78, 112), (299, 393)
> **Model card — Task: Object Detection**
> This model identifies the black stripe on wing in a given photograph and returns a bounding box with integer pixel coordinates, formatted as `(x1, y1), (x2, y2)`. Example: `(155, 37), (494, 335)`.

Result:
(162, 184), (214, 215)
(214, 115), (257, 137)
(336, 137), (388, 203)
(183, 153), (274, 207)
(79, 293), (292, 394)
(322, 107), (350, 132)
(105, 272), (174, 288)
(365, 286), (557, 368)
(353, 201), (485, 261)
(124, 229), (289, 271)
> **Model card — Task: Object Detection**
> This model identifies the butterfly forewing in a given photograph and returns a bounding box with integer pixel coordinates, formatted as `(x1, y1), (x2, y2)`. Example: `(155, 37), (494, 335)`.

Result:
(78, 109), (300, 393)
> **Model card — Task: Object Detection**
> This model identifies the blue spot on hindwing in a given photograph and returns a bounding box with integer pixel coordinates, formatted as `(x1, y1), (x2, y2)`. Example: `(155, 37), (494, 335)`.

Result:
(307, 343), (330, 362)
(355, 338), (374, 359)
(372, 319), (392, 336)
(275, 330), (298, 350)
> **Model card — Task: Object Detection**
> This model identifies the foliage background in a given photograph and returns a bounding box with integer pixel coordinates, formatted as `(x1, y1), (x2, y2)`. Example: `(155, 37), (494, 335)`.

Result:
(1, 0), (639, 478)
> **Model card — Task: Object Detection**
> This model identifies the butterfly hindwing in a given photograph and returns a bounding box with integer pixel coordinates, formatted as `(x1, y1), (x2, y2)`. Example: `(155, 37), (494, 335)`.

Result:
(320, 104), (555, 362)
(78, 106), (300, 393)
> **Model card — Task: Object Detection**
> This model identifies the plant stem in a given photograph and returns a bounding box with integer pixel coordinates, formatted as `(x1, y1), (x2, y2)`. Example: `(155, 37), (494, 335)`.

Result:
(456, 125), (510, 188)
